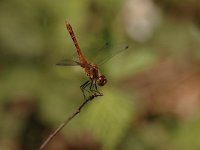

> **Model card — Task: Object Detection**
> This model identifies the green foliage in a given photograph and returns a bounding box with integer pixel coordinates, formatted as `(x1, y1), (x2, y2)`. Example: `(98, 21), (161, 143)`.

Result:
(0, 0), (200, 149)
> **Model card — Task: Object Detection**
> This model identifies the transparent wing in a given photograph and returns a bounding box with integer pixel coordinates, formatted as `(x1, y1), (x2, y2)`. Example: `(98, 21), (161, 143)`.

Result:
(85, 42), (129, 66)
(97, 44), (129, 66)
(56, 42), (129, 67)
(56, 59), (91, 68)
(56, 59), (80, 66)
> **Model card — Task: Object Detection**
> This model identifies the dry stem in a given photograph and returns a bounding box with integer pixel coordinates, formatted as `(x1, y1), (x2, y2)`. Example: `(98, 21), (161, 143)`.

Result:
(39, 93), (102, 150)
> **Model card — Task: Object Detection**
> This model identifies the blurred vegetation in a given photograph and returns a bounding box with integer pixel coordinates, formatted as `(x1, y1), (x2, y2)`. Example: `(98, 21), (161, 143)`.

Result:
(0, 0), (200, 150)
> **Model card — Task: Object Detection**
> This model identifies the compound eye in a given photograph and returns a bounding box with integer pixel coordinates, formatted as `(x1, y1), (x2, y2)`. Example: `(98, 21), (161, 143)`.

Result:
(97, 75), (107, 86)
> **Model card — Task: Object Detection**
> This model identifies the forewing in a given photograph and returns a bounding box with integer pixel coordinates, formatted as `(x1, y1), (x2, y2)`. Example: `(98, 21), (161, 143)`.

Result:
(56, 59), (80, 66)
(87, 43), (129, 66)
(56, 59), (91, 68)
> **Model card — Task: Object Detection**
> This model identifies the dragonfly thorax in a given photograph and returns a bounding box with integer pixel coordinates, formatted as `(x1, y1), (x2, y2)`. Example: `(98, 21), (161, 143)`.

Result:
(85, 64), (107, 86)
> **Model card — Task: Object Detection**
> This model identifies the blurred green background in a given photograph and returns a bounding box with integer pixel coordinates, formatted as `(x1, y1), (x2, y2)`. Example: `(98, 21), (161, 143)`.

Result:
(1, 0), (200, 150)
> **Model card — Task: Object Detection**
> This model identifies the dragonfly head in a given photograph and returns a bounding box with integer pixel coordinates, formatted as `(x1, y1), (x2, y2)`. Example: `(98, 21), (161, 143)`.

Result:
(97, 75), (107, 86)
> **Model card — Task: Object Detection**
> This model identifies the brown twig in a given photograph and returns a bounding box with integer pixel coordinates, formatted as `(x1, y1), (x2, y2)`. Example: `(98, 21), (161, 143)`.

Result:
(39, 93), (102, 150)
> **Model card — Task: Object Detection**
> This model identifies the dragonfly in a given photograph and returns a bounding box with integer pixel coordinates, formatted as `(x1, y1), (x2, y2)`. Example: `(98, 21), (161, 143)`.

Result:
(56, 21), (128, 100)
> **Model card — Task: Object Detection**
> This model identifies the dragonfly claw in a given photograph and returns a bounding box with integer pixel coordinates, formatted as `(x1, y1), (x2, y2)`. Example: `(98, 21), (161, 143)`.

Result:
(92, 92), (103, 97)
(85, 92), (103, 101)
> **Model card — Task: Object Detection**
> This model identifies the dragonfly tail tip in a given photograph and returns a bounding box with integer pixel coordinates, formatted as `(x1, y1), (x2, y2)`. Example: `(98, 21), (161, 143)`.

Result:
(65, 21), (70, 26)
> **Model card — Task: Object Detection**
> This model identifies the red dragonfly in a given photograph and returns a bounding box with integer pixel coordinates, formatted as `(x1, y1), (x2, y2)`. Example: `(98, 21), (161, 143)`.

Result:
(57, 21), (128, 100)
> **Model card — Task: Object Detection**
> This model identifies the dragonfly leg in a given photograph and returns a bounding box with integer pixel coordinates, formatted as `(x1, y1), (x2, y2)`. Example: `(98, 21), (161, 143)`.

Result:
(93, 80), (98, 91)
(80, 80), (90, 100)
(89, 79), (97, 93)
(80, 79), (102, 100)
(89, 79), (102, 96)
(81, 81), (90, 93)
(94, 81), (100, 93)
(89, 79), (94, 91)
(94, 82), (102, 95)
